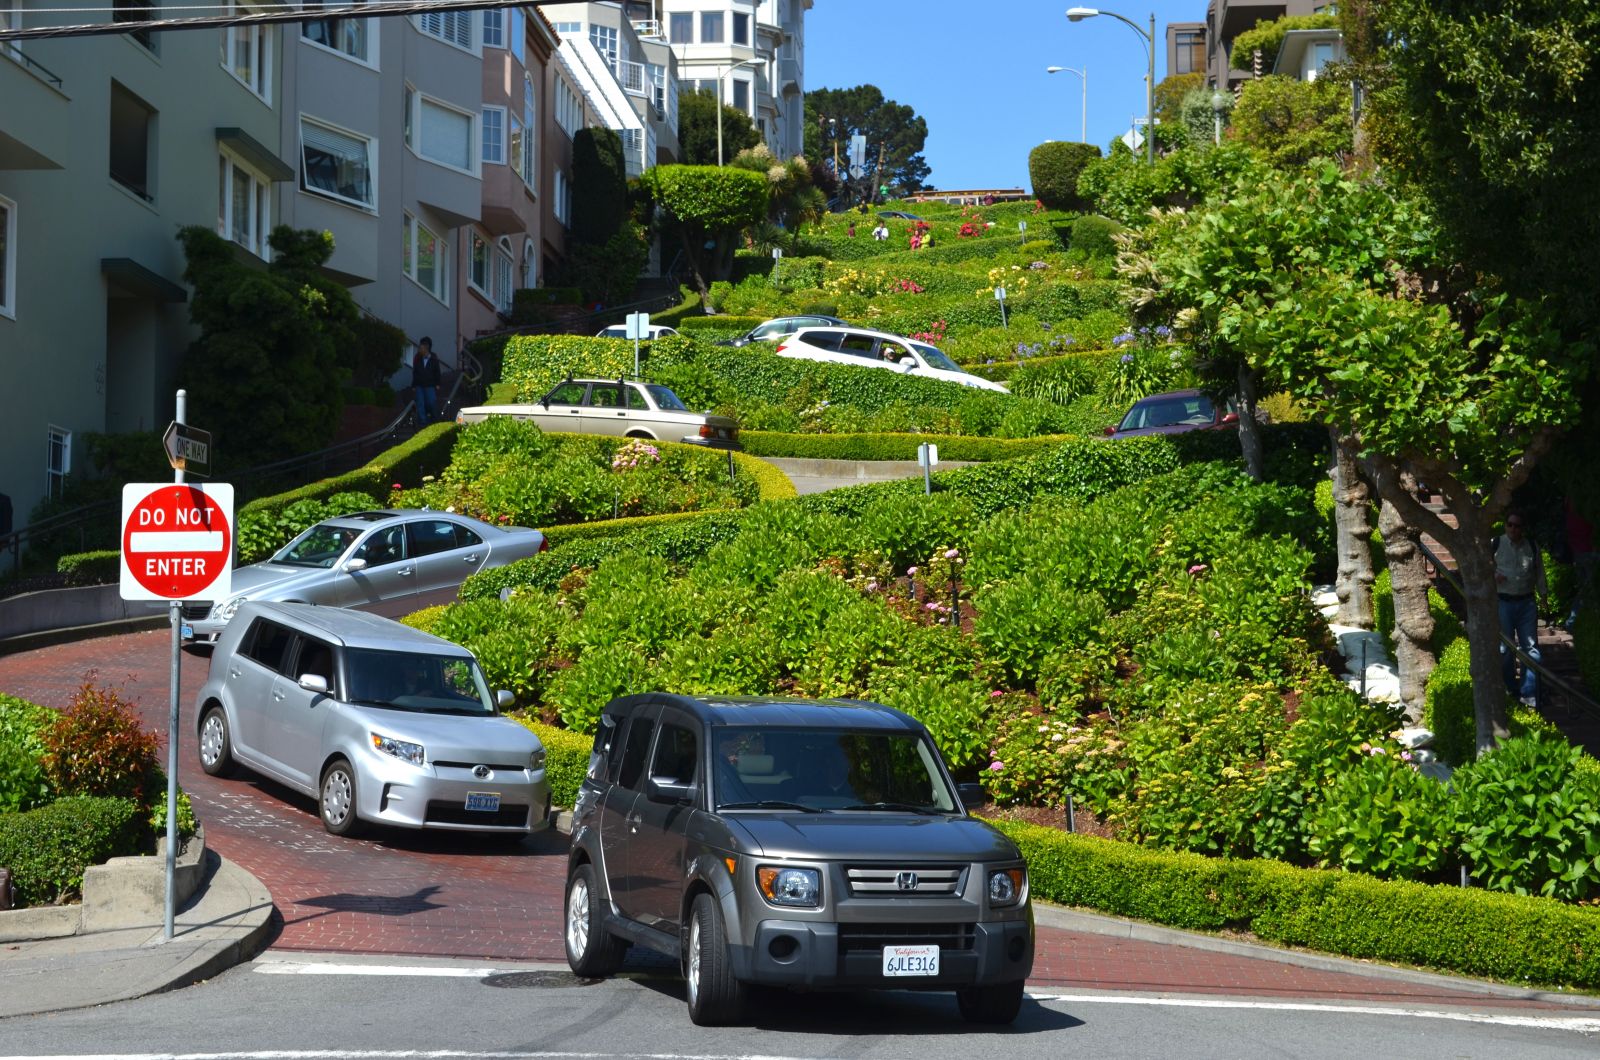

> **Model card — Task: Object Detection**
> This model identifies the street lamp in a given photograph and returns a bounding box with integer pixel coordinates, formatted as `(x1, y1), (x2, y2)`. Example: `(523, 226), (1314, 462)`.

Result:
(717, 57), (763, 166)
(1046, 65), (1088, 144)
(1066, 7), (1155, 164)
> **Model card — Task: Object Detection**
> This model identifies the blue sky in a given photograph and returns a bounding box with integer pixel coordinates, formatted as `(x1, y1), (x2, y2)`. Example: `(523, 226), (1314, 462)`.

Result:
(805, 0), (1205, 191)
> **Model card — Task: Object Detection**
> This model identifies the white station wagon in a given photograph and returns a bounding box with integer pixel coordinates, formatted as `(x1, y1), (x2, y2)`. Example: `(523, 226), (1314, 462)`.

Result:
(774, 326), (1009, 393)
(456, 378), (740, 450)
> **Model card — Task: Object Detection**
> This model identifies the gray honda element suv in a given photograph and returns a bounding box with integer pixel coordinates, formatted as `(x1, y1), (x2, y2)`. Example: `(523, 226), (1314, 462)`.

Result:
(563, 694), (1034, 1025)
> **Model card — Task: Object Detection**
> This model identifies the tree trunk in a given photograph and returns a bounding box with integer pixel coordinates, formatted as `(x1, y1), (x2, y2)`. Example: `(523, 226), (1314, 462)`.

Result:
(1378, 479), (1435, 722)
(1456, 538), (1511, 755)
(1236, 363), (1265, 483)
(1331, 430), (1375, 629)
(678, 229), (710, 303)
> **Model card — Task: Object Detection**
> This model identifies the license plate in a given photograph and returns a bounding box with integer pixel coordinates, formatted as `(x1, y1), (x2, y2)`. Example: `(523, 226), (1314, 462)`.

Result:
(181, 624), (194, 639)
(882, 944), (940, 977)
(465, 792), (501, 813)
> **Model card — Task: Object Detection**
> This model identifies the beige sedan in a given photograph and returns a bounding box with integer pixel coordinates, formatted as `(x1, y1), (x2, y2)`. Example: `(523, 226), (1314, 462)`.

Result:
(456, 378), (740, 450)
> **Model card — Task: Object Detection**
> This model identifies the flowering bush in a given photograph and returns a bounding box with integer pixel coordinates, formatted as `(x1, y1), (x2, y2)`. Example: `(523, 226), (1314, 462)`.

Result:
(893, 278), (926, 294)
(611, 439), (661, 471)
(909, 320), (948, 344)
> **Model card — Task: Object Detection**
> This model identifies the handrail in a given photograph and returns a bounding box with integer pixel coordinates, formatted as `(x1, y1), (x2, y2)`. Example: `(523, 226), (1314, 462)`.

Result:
(1415, 537), (1600, 721)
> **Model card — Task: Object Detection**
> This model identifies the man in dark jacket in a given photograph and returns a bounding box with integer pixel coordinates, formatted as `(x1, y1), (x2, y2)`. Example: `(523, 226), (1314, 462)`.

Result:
(412, 337), (443, 425)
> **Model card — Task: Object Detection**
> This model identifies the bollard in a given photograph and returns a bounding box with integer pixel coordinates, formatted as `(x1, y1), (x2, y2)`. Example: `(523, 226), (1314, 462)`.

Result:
(1066, 793), (1076, 834)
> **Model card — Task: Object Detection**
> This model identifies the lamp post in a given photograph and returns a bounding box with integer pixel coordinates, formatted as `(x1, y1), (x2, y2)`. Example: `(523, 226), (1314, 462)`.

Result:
(1046, 65), (1088, 143)
(717, 57), (762, 166)
(1066, 7), (1154, 164)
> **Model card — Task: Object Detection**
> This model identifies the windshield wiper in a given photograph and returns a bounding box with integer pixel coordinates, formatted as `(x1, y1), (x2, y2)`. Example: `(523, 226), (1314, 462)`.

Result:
(839, 802), (943, 815)
(717, 800), (823, 813)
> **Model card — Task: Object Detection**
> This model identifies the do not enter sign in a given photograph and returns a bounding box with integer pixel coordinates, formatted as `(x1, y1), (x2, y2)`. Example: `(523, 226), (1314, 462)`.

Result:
(120, 483), (235, 601)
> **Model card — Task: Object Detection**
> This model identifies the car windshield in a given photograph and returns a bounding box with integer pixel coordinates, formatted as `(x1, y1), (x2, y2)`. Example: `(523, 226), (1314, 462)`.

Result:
(343, 649), (496, 715)
(645, 385), (688, 411)
(1120, 394), (1216, 431)
(910, 342), (962, 373)
(272, 524), (363, 568)
(712, 726), (958, 813)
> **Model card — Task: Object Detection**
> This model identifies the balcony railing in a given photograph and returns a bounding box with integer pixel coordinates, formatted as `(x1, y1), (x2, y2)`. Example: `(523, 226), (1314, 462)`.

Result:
(2, 43), (64, 90)
(631, 19), (663, 39)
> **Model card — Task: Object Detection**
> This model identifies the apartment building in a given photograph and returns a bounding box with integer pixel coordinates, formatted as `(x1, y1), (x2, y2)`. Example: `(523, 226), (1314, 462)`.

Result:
(1176, 1), (1339, 91)
(645, 0), (810, 160)
(0, 11), (286, 535)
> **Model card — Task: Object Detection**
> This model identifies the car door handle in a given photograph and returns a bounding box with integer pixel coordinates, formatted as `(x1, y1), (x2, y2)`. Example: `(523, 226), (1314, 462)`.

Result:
(272, 688), (285, 701)
(398, 567), (414, 576)
(229, 667), (242, 679)
(628, 813), (642, 832)
(463, 553), (480, 563)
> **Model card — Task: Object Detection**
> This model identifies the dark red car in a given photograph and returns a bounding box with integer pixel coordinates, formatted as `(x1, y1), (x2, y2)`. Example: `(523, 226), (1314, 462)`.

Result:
(1105, 389), (1239, 438)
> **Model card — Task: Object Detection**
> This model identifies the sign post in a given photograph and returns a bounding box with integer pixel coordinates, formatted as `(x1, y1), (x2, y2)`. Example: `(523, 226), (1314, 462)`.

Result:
(917, 442), (939, 495)
(1018, 220), (1027, 246)
(994, 286), (1008, 330)
(121, 390), (233, 941)
(624, 311), (650, 377)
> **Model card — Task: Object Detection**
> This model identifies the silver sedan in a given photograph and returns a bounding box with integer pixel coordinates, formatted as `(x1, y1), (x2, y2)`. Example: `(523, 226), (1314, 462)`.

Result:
(456, 378), (741, 450)
(183, 509), (545, 641)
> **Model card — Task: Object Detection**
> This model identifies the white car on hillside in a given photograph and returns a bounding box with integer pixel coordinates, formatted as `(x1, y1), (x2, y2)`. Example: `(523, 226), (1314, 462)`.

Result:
(773, 326), (1008, 393)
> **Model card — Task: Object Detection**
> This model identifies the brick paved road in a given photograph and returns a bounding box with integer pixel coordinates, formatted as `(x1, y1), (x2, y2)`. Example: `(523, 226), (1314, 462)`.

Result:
(0, 630), (1571, 1008)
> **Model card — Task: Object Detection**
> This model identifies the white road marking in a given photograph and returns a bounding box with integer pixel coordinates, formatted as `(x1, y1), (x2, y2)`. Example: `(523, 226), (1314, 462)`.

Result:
(255, 964), (497, 979)
(1025, 991), (1600, 1033)
(0, 1053), (825, 1060)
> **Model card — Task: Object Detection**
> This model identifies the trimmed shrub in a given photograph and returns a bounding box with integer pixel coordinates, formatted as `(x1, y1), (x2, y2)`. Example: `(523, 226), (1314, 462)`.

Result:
(56, 550), (121, 587)
(0, 796), (145, 906)
(1029, 142), (1102, 211)
(738, 432), (1073, 462)
(0, 693), (54, 814)
(40, 681), (161, 805)
(1069, 215), (1123, 258)
(514, 717), (591, 809)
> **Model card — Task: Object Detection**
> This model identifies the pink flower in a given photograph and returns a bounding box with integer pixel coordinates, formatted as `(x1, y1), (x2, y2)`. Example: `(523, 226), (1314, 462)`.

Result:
(990, 690), (1005, 698)
(944, 548), (960, 559)
(925, 602), (939, 611)
(907, 566), (919, 576)
(1359, 742), (1371, 753)
(865, 580), (878, 592)
(987, 760), (1004, 771)
(1188, 564), (1208, 575)
(1400, 750), (1414, 762)
(391, 482), (402, 490)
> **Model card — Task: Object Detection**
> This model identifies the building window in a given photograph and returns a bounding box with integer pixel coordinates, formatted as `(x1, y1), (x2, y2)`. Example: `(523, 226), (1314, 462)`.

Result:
(509, 114), (524, 179)
(482, 106), (505, 164)
(521, 75), (537, 189)
(649, 62), (666, 115)
(557, 78), (582, 136)
(115, 0), (155, 51)
(732, 78), (749, 113)
(470, 232), (515, 313)
(303, 0), (373, 64)
(221, 3), (272, 100)
(109, 81), (156, 201)
(554, 170), (568, 225)
(469, 230), (492, 294)
(733, 12), (749, 45)
(1175, 30), (1205, 75)
(46, 426), (71, 501)
(405, 88), (475, 173)
(402, 213), (448, 303)
(1312, 41), (1335, 75)
(553, 21), (581, 36)
(416, 10), (473, 51)
(0, 194), (14, 320)
(495, 238), (514, 313)
(510, 8), (524, 63)
(300, 117), (375, 208)
(669, 12), (692, 42)
(590, 24), (618, 67)
(482, 9), (504, 47)
(521, 240), (535, 289)
(218, 152), (271, 259)
(700, 12), (723, 43)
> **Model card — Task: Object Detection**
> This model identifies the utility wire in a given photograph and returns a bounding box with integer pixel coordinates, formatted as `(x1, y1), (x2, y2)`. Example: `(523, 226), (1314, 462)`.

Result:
(0, 0), (555, 41)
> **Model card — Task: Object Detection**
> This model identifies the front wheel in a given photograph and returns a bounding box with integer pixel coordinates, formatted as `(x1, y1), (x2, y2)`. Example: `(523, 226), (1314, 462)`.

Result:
(197, 706), (233, 777)
(319, 760), (361, 836)
(564, 863), (627, 977)
(956, 979), (1025, 1024)
(685, 893), (745, 1026)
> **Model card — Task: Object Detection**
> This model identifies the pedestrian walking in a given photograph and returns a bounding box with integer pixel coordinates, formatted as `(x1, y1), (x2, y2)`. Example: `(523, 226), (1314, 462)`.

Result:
(1494, 512), (1548, 705)
(411, 337), (442, 426)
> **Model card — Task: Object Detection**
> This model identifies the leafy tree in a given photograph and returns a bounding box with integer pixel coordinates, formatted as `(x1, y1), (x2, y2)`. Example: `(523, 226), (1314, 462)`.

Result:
(1179, 87), (1233, 148)
(1028, 141), (1101, 211)
(1229, 74), (1353, 169)
(1229, 13), (1340, 71)
(1077, 142), (1256, 226)
(554, 226), (651, 307)
(638, 165), (769, 300)
(176, 225), (359, 466)
(1154, 72), (1205, 134)
(803, 85), (931, 202)
(570, 127), (628, 245)
(675, 89), (763, 167)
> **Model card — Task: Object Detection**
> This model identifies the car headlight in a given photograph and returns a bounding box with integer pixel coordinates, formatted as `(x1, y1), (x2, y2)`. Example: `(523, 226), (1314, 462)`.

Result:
(371, 732), (424, 766)
(758, 866), (821, 908)
(215, 596), (246, 621)
(988, 867), (1026, 907)
(529, 745), (546, 771)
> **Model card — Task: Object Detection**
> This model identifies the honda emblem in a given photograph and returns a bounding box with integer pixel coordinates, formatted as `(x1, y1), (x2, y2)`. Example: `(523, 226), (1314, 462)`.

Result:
(896, 871), (919, 891)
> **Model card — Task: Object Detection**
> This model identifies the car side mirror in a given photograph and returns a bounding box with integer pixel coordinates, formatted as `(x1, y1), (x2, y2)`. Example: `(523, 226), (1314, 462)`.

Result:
(496, 690), (514, 710)
(1103, 425), (1117, 437)
(343, 557), (368, 573)
(298, 674), (329, 695)
(648, 776), (694, 804)
(540, 398), (550, 409)
(1221, 411), (1240, 424)
(956, 783), (986, 811)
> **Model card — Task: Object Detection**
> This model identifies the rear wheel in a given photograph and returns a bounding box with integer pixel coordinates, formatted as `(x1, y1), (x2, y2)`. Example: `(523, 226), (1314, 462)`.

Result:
(197, 706), (233, 777)
(319, 760), (361, 836)
(685, 893), (745, 1026)
(956, 979), (1025, 1024)
(564, 863), (627, 977)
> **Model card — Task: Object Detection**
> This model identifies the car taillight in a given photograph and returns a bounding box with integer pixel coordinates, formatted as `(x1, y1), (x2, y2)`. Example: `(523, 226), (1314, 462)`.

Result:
(699, 425), (714, 439)
(537, 535), (549, 553)
(774, 342), (789, 354)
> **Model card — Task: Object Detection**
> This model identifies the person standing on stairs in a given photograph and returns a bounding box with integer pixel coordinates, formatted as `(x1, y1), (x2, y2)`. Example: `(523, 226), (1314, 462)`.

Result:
(1495, 512), (1548, 706)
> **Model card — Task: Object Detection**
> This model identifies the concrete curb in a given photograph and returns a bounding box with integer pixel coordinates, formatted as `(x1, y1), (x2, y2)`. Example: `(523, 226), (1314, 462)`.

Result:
(1032, 903), (1600, 1009)
(0, 614), (168, 656)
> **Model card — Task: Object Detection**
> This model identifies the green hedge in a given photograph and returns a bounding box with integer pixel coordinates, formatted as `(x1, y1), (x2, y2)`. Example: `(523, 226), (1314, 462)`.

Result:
(967, 348), (1115, 382)
(236, 422), (460, 523)
(515, 718), (590, 808)
(740, 432), (1076, 462)
(678, 316), (765, 333)
(994, 820), (1600, 989)
(56, 550), (121, 587)
(0, 795), (145, 907)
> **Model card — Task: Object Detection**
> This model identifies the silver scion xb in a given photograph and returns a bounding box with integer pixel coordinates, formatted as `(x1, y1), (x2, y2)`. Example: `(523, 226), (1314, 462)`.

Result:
(194, 601), (551, 837)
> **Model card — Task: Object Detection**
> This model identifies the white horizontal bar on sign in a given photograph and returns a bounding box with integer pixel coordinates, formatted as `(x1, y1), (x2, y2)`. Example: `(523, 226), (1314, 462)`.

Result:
(128, 531), (225, 552)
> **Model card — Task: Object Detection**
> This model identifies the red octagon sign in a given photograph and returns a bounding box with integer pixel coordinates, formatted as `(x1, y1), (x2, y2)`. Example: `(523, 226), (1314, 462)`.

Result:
(120, 483), (235, 602)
